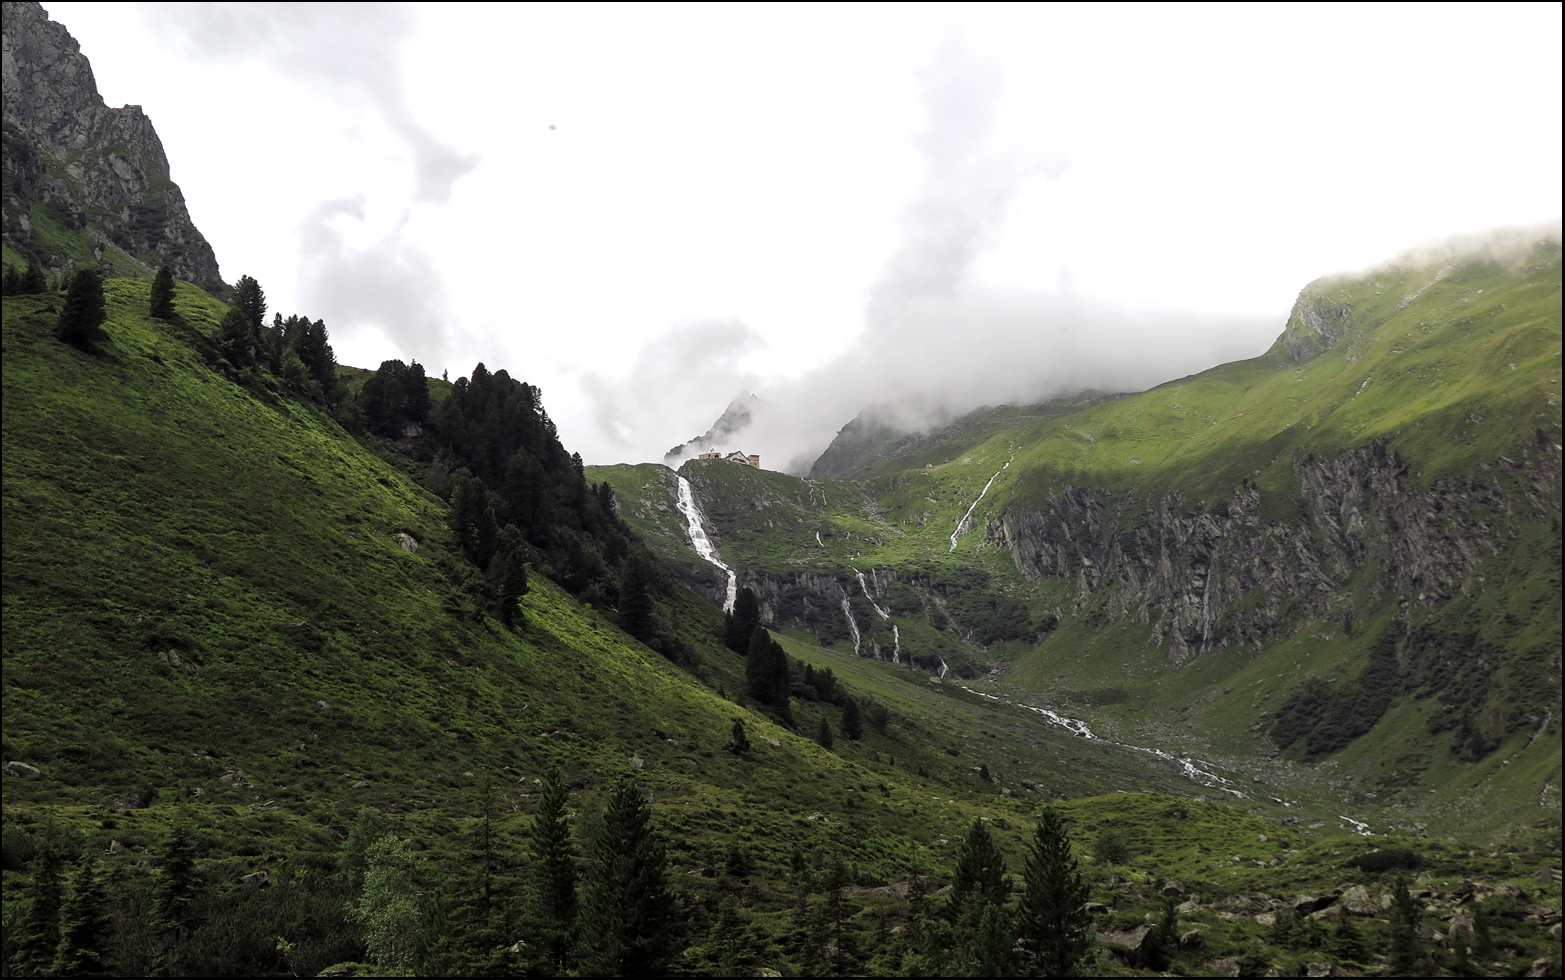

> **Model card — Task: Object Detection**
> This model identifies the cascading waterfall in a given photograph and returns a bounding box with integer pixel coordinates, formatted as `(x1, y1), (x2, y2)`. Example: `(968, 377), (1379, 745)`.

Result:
(852, 566), (896, 661)
(949, 450), (1015, 551)
(675, 476), (737, 612)
(839, 597), (862, 656)
(852, 567), (891, 620)
(815, 531), (824, 548)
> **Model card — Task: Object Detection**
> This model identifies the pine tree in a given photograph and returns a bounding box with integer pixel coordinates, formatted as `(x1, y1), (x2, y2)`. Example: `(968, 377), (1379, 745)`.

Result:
(21, 261), (48, 294)
(525, 768), (577, 973)
(1017, 806), (1092, 977)
(150, 818), (202, 976)
(842, 697), (864, 741)
(488, 525), (530, 626)
(729, 717), (751, 755)
(818, 718), (835, 750)
(949, 819), (1009, 919)
(578, 774), (674, 976)
(11, 847), (65, 976)
(56, 269), (106, 346)
(149, 265), (175, 319)
(233, 274), (266, 332)
(1388, 874), (1421, 975)
(52, 851), (110, 976)
(726, 587), (761, 653)
(618, 552), (656, 644)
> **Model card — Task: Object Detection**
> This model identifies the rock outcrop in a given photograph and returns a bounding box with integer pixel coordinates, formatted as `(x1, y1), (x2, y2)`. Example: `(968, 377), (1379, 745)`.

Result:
(1, 1), (221, 285)
(988, 433), (1559, 664)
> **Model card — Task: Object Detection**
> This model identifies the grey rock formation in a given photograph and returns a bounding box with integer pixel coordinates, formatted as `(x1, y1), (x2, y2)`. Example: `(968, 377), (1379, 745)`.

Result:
(665, 393), (761, 466)
(1, 1), (221, 285)
(986, 432), (1559, 665)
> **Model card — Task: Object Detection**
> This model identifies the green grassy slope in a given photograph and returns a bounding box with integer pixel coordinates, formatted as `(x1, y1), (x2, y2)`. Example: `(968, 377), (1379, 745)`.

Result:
(595, 237), (1562, 845)
(4, 274), (1559, 974)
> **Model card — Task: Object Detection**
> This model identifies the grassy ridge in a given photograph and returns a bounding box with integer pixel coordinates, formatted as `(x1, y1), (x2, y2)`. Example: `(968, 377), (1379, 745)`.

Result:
(593, 239), (1562, 845)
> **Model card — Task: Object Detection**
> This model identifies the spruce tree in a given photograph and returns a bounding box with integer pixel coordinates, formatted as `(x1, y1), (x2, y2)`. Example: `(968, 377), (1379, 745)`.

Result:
(817, 718), (834, 750)
(1017, 806), (1092, 976)
(949, 819), (1009, 919)
(578, 774), (674, 976)
(843, 697), (864, 741)
(618, 552), (656, 644)
(21, 260), (48, 294)
(11, 847), (65, 976)
(729, 717), (751, 755)
(52, 852), (110, 976)
(525, 768), (577, 973)
(56, 269), (106, 346)
(488, 525), (530, 626)
(150, 818), (202, 976)
(1388, 874), (1421, 974)
(233, 274), (266, 332)
(149, 265), (175, 319)
(726, 587), (761, 653)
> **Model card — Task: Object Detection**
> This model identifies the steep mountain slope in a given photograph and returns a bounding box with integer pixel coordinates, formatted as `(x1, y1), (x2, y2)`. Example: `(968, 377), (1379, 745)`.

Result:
(594, 232), (1563, 843)
(0, 276), (1327, 974)
(3, 275), (1558, 976)
(1, 1), (221, 285)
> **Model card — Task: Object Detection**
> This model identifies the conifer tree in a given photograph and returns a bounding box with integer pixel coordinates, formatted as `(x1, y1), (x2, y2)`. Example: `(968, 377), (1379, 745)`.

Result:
(149, 265), (175, 319)
(949, 819), (1009, 920)
(11, 847), (65, 976)
(21, 261), (46, 294)
(233, 274), (266, 332)
(726, 587), (761, 654)
(52, 852), (110, 976)
(525, 768), (577, 973)
(1388, 874), (1421, 974)
(488, 525), (530, 626)
(1017, 806), (1092, 976)
(578, 774), (674, 976)
(56, 269), (105, 346)
(618, 552), (656, 644)
(729, 717), (751, 754)
(842, 697), (864, 741)
(150, 818), (202, 976)
(818, 718), (834, 750)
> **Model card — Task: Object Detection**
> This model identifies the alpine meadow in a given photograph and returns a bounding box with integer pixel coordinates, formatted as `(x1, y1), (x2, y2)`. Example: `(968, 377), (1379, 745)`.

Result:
(2, 2), (1561, 977)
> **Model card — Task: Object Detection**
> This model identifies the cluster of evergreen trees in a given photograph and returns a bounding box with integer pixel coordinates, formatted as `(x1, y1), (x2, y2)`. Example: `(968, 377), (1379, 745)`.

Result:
(0, 260), (52, 296)
(213, 275), (339, 401)
(353, 357), (687, 652)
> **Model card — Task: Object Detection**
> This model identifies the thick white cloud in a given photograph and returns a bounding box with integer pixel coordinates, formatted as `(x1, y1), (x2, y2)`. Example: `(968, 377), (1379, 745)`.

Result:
(48, 2), (1564, 468)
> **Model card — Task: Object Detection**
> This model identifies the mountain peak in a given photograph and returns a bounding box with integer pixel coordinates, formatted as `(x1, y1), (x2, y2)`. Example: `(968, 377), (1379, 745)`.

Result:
(1, 0), (222, 286)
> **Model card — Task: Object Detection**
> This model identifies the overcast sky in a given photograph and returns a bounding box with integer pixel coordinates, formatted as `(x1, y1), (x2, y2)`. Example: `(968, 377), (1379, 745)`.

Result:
(50, 2), (1564, 471)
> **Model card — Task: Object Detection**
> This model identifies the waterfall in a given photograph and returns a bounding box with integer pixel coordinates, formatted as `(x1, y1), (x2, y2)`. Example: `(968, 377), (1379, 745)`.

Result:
(839, 597), (862, 656)
(949, 451), (1015, 551)
(675, 476), (736, 612)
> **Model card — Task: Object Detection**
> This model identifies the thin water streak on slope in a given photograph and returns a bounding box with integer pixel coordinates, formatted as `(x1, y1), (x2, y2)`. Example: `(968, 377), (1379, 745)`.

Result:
(840, 597), (863, 656)
(853, 567), (892, 619)
(676, 476), (737, 612)
(950, 684), (1319, 808)
(949, 449), (1015, 551)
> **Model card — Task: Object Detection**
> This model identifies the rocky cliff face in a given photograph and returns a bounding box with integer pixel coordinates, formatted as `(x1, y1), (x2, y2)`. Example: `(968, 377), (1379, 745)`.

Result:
(988, 431), (1560, 664)
(1, 1), (221, 285)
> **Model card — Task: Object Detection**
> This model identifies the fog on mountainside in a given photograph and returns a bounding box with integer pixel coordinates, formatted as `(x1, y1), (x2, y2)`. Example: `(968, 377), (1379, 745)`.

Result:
(588, 36), (1279, 473)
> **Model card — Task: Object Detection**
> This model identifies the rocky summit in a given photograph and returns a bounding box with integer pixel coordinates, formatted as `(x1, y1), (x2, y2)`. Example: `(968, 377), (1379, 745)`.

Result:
(1, 0), (221, 286)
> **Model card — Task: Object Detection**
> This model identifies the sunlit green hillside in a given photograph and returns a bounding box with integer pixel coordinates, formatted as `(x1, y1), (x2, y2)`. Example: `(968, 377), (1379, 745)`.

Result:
(594, 237), (1563, 846)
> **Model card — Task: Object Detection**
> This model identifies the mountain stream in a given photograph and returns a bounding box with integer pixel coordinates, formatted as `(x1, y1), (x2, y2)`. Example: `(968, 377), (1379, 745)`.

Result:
(675, 476), (737, 612)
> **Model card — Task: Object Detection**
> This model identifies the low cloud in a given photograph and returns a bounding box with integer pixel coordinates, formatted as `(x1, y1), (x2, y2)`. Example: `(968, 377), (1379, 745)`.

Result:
(297, 196), (452, 368)
(579, 319), (764, 451)
(578, 34), (1275, 472)
(144, 1), (477, 203)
